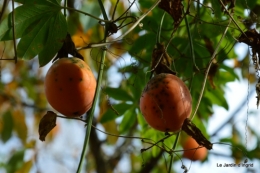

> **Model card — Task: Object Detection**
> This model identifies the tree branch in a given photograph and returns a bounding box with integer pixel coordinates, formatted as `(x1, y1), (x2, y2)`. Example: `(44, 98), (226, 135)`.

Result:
(89, 120), (108, 173)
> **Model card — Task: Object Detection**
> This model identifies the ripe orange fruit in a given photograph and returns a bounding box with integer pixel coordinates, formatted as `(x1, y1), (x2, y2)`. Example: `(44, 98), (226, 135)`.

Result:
(139, 73), (192, 132)
(182, 136), (208, 161)
(44, 57), (96, 117)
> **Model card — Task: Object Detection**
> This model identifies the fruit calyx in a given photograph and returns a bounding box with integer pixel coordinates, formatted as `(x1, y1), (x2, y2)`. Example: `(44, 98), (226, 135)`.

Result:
(52, 33), (84, 62)
(151, 43), (176, 76)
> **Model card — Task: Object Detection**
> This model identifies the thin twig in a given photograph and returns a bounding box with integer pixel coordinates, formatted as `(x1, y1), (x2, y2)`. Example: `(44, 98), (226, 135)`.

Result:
(0, 0), (8, 22)
(191, 18), (232, 120)
(11, 0), (17, 63)
(183, 8), (199, 71)
(64, 0), (67, 17)
(78, 0), (161, 50)
(218, 0), (246, 37)
(168, 132), (180, 173)
(156, 12), (166, 44)
(112, 0), (120, 20)
(56, 114), (154, 141)
(114, 0), (161, 41)
(114, 0), (136, 22)
(63, 6), (110, 22)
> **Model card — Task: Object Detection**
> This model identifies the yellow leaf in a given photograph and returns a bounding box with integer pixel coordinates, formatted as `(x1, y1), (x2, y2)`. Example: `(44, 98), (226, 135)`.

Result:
(25, 139), (36, 149)
(102, 121), (119, 144)
(12, 109), (28, 144)
(15, 160), (33, 173)
(71, 25), (92, 48)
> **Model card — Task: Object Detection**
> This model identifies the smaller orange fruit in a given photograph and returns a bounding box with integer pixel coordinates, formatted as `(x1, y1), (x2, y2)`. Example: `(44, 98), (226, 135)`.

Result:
(44, 57), (96, 117)
(182, 136), (208, 161)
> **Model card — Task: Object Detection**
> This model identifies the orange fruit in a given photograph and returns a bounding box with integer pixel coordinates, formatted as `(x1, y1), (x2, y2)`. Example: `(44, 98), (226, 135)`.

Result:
(182, 136), (208, 161)
(139, 73), (192, 132)
(44, 57), (96, 117)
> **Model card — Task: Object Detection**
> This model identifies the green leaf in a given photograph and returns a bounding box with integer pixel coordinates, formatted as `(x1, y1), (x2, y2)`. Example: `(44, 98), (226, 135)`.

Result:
(141, 128), (165, 157)
(205, 88), (229, 110)
(80, 1), (101, 32)
(119, 108), (136, 134)
(128, 33), (155, 60)
(17, 15), (51, 59)
(6, 150), (25, 173)
(0, 3), (61, 40)
(15, 0), (59, 5)
(38, 12), (67, 66)
(1, 111), (13, 143)
(137, 110), (148, 130)
(0, 1), (66, 65)
(219, 64), (239, 81)
(100, 103), (132, 123)
(105, 87), (133, 101)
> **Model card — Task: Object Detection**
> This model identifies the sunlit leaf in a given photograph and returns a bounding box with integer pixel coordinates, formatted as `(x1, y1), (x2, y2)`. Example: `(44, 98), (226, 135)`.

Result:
(100, 103), (132, 123)
(102, 121), (119, 144)
(80, 0), (101, 32)
(15, 160), (33, 173)
(204, 88), (229, 110)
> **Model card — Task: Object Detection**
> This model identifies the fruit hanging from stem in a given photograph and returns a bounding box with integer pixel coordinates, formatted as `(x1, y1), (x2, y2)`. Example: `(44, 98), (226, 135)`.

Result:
(44, 57), (96, 117)
(140, 73), (192, 132)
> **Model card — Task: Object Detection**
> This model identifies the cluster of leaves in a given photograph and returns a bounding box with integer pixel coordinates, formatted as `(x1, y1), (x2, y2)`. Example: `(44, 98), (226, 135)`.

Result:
(0, 0), (67, 66)
(0, 58), (48, 172)
(0, 0), (260, 173)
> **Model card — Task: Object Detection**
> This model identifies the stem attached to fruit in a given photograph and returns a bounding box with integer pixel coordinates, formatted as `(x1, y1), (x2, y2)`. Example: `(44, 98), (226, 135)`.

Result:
(182, 118), (212, 150)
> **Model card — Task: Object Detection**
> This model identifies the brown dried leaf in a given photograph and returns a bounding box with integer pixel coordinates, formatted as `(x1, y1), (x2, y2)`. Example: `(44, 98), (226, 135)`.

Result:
(151, 43), (176, 75)
(52, 33), (84, 62)
(38, 111), (57, 141)
(208, 60), (219, 89)
(238, 29), (260, 47)
(238, 29), (260, 66)
(158, 0), (183, 27)
(182, 118), (213, 150)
